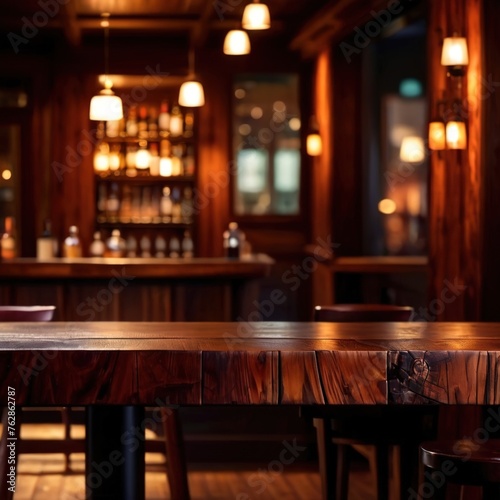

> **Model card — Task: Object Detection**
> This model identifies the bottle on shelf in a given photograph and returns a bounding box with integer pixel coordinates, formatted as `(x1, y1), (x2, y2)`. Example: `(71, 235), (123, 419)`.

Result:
(126, 235), (138, 257)
(106, 183), (120, 221)
(149, 142), (160, 176)
(141, 187), (153, 223)
(106, 118), (120, 138)
(138, 106), (148, 139)
(125, 144), (138, 177)
(183, 145), (195, 176)
(119, 185), (133, 222)
(158, 100), (170, 137)
(135, 140), (150, 173)
(169, 235), (180, 258)
(171, 187), (182, 223)
(181, 230), (194, 258)
(94, 141), (110, 174)
(155, 234), (167, 257)
(169, 105), (183, 137)
(105, 229), (126, 257)
(159, 140), (173, 177)
(89, 231), (106, 257)
(37, 219), (58, 259)
(171, 144), (183, 176)
(108, 144), (122, 172)
(1, 216), (16, 260)
(148, 106), (159, 139)
(181, 187), (194, 223)
(63, 225), (82, 258)
(184, 111), (194, 138)
(160, 187), (173, 222)
(140, 234), (152, 258)
(126, 105), (138, 137)
(223, 222), (244, 259)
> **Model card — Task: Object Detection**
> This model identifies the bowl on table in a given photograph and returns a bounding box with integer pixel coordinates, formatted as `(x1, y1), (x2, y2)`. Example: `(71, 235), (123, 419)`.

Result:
(0, 305), (56, 322)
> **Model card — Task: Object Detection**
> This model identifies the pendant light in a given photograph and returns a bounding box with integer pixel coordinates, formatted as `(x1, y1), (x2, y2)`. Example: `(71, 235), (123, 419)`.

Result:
(89, 13), (123, 121)
(242, 0), (271, 30)
(223, 30), (251, 55)
(178, 49), (205, 107)
(306, 117), (322, 156)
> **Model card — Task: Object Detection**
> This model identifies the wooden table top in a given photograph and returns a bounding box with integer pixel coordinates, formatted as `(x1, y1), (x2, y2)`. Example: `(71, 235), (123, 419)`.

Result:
(0, 322), (498, 406)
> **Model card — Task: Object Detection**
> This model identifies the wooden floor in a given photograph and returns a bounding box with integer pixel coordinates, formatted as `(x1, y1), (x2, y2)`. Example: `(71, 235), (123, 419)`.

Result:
(9, 424), (376, 500)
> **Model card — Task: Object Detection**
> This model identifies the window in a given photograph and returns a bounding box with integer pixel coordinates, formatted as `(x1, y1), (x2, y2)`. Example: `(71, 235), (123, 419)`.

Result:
(232, 74), (301, 215)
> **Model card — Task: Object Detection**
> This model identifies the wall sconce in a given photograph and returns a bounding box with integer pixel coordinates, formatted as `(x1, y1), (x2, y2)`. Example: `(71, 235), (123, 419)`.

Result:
(242, 0), (270, 30)
(446, 118), (467, 149)
(441, 35), (469, 77)
(89, 14), (123, 121)
(223, 30), (251, 55)
(428, 120), (446, 151)
(400, 136), (425, 163)
(178, 49), (205, 107)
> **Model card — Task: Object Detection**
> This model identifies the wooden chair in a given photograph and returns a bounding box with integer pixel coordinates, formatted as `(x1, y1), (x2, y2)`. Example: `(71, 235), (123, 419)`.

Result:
(307, 303), (436, 500)
(420, 439), (500, 498)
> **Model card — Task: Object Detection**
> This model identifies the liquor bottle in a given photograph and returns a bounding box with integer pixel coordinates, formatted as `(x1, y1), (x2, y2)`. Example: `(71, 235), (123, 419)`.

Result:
(223, 222), (244, 259)
(149, 142), (160, 176)
(171, 187), (182, 223)
(97, 184), (107, 222)
(1, 217), (16, 260)
(160, 187), (173, 221)
(135, 141), (150, 173)
(148, 106), (159, 139)
(141, 186), (152, 223)
(125, 145), (138, 178)
(184, 111), (194, 138)
(37, 219), (58, 259)
(158, 100), (170, 137)
(63, 226), (82, 258)
(159, 140), (173, 177)
(106, 183), (120, 221)
(126, 105), (138, 137)
(171, 144), (183, 176)
(126, 235), (138, 257)
(183, 145), (195, 176)
(89, 231), (105, 257)
(108, 144), (122, 172)
(120, 185), (133, 222)
(155, 234), (167, 257)
(168, 235), (180, 258)
(94, 141), (110, 174)
(105, 229), (126, 257)
(106, 119), (120, 138)
(181, 230), (194, 258)
(138, 106), (148, 139)
(140, 235), (152, 258)
(169, 105), (183, 137)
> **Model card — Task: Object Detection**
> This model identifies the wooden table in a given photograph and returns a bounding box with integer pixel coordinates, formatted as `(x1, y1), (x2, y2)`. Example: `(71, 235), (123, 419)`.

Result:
(0, 321), (498, 498)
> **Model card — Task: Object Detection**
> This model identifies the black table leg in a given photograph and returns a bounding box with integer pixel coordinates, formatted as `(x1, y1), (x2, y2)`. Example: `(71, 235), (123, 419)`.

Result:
(86, 405), (145, 500)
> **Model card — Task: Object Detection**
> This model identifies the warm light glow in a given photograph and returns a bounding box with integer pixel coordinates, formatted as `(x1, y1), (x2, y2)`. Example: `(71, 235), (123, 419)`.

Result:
(242, 0), (270, 30)
(378, 198), (397, 215)
(94, 142), (110, 172)
(400, 136), (425, 163)
(178, 80), (205, 107)
(441, 37), (469, 67)
(250, 107), (263, 119)
(223, 30), (251, 55)
(89, 83), (123, 121)
(160, 157), (173, 177)
(288, 118), (301, 131)
(135, 147), (150, 170)
(306, 133), (322, 156)
(446, 120), (467, 149)
(1, 170), (12, 180)
(428, 121), (446, 150)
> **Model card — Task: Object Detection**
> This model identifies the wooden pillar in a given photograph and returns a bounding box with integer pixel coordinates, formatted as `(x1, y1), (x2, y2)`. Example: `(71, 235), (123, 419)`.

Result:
(427, 0), (484, 321)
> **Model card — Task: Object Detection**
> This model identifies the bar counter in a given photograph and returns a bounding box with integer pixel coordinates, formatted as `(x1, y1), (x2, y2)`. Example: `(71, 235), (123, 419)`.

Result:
(0, 255), (274, 321)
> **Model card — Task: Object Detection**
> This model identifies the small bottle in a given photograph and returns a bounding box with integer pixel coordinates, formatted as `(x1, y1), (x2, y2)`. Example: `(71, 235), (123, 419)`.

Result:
(63, 225), (82, 258)
(183, 145), (195, 176)
(181, 230), (194, 258)
(138, 106), (148, 139)
(37, 219), (58, 259)
(223, 222), (243, 259)
(126, 235), (138, 258)
(126, 105), (138, 137)
(158, 100), (170, 136)
(149, 143), (160, 176)
(105, 229), (126, 257)
(148, 106), (159, 139)
(106, 119), (120, 138)
(89, 231), (105, 257)
(155, 234), (167, 257)
(184, 111), (194, 138)
(169, 105), (183, 137)
(106, 183), (120, 220)
(1, 217), (16, 260)
(160, 187), (173, 221)
(168, 236), (180, 258)
(171, 187), (182, 223)
(140, 235), (152, 258)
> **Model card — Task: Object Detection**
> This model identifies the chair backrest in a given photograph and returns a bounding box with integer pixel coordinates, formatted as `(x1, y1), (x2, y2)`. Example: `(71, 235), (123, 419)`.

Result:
(0, 305), (56, 322)
(314, 304), (413, 322)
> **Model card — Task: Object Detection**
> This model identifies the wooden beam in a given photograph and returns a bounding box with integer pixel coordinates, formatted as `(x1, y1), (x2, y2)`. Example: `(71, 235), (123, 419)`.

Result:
(60, 0), (81, 46)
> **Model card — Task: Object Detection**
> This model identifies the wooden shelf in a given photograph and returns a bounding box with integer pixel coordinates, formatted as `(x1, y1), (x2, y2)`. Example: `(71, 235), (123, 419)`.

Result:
(95, 174), (195, 183)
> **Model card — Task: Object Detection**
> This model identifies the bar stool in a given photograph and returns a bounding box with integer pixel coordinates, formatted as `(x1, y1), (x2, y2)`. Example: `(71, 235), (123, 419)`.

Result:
(420, 439), (500, 499)
(307, 304), (436, 500)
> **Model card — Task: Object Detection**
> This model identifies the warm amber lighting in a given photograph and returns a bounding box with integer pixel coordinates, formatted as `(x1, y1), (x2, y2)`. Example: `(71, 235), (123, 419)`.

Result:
(378, 199), (397, 215)
(399, 136), (425, 163)
(446, 120), (467, 149)
(242, 0), (270, 30)
(159, 157), (173, 177)
(93, 142), (110, 173)
(178, 81), (205, 107)
(89, 81), (123, 121)
(428, 121), (446, 150)
(223, 30), (251, 55)
(135, 144), (150, 169)
(306, 133), (322, 156)
(441, 36), (468, 76)
(1, 170), (12, 180)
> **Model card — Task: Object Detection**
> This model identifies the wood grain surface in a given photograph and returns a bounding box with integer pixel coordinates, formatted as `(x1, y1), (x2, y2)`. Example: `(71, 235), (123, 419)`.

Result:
(1, 322), (500, 405)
